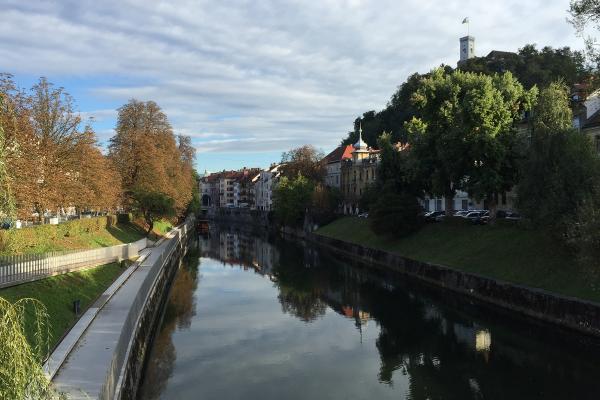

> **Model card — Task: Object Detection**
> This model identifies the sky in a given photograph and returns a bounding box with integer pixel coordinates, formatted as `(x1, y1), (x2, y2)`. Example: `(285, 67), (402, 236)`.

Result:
(0, 0), (584, 173)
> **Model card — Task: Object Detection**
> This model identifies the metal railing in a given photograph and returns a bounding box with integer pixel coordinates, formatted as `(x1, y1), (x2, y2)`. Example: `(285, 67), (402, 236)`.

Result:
(0, 238), (147, 288)
(100, 217), (194, 400)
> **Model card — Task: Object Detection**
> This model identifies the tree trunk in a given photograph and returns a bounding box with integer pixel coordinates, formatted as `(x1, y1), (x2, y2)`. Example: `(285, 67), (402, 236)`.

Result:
(488, 193), (498, 225)
(444, 194), (455, 216)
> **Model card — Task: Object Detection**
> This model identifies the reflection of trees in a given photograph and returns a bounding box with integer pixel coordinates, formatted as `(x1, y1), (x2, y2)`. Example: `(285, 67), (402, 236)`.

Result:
(139, 251), (200, 399)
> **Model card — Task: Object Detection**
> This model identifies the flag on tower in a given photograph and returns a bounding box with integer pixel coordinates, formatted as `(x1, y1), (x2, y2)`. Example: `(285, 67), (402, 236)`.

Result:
(462, 17), (469, 24)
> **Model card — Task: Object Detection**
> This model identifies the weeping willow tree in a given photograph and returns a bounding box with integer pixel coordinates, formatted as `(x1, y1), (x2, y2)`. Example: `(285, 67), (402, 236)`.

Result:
(0, 297), (62, 399)
(0, 94), (16, 221)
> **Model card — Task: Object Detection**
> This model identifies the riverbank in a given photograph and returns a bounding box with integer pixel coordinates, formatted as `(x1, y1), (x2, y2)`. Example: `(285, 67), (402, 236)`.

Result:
(0, 261), (129, 350)
(317, 217), (600, 302)
(312, 217), (600, 337)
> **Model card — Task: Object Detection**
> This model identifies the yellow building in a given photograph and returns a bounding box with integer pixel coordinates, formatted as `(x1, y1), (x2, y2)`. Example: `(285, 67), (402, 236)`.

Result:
(340, 126), (380, 214)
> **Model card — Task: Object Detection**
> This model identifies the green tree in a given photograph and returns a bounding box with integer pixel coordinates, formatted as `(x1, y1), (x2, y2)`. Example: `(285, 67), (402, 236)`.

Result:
(281, 145), (325, 182)
(132, 190), (176, 236)
(0, 298), (62, 399)
(273, 175), (314, 227)
(406, 68), (536, 216)
(518, 81), (600, 248)
(369, 185), (423, 237)
(570, 0), (600, 66)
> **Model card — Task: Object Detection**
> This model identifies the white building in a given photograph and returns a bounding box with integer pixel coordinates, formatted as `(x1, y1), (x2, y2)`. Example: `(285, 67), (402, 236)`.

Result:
(253, 164), (283, 211)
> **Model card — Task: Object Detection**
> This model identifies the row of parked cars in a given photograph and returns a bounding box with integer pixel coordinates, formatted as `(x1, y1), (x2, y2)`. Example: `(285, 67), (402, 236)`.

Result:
(423, 209), (521, 224)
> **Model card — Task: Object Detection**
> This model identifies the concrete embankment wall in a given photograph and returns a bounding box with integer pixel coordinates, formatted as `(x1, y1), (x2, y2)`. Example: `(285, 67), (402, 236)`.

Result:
(308, 233), (600, 338)
(206, 208), (271, 228)
(105, 220), (195, 400)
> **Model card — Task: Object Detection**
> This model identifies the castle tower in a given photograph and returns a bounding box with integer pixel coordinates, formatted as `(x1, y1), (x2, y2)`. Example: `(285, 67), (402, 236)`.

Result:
(459, 36), (475, 62)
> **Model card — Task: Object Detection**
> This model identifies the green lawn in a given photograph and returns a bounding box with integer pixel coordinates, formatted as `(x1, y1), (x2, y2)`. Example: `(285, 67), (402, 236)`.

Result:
(0, 218), (147, 256)
(317, 217), (600, 302)
(0, 262), (127, 351)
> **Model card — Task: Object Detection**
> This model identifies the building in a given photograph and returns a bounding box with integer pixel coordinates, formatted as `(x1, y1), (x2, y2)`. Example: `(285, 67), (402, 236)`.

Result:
(253, 164), (284, 211)
(233, 168), (261, 208)
(323, 144), (354, 188)
(459, 35), (475, 63)
(200, 168), (261, 210)
(340, 126), (380, 214)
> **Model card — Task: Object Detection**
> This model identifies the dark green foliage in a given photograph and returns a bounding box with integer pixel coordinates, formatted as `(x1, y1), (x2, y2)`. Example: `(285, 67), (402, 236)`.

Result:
(132, 190), (176, 235)
(369, 189), (423, 237)
(459, 44), (590, 89)
(517, 130), (600, 233)
(273, 175), (314, 227)
(311, 184), (341, 226)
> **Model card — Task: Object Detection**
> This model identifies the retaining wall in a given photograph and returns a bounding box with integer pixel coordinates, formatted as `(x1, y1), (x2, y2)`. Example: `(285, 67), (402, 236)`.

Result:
(309, 233), (600, 337)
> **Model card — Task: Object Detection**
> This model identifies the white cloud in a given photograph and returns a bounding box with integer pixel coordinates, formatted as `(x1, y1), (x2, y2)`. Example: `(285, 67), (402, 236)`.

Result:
(0, 0), (584, 163)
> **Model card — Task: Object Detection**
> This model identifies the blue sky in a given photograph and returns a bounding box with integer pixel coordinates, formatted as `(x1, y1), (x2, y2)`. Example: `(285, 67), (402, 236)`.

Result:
(1, 0), (583, 173)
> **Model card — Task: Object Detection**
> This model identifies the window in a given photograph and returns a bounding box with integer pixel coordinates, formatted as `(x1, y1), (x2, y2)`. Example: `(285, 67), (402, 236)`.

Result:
(461, 199), (468, 210)
(435, 199), (442, 211)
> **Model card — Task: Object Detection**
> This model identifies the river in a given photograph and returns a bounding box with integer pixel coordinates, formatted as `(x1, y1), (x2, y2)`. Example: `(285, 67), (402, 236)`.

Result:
(138, 225), (600, 399)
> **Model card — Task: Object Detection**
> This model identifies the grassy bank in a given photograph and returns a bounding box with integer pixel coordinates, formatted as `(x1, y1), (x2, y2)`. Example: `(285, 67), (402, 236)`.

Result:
(0, 262), (127, 350)
(317, 217), (600, 302)
(0, 216), (176, 256)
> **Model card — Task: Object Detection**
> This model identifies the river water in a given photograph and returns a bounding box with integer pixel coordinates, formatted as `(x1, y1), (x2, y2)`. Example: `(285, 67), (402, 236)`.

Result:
(138, 226), (600, 399)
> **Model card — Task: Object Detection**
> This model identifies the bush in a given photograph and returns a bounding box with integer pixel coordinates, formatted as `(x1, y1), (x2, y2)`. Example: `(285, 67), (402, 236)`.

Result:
(370, 191), (423, 237)
(566, 198), (600, 267)
(117, 213), (132, 224)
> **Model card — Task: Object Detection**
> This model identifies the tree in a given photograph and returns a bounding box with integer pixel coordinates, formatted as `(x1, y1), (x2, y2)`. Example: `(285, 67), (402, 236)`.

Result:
(273, 175), (314, 227)
(570, 0), (600, 65)
(518, 83), (599, 231)
(132, 190), (176, 236)
(28, 77), (84, 220)
(0, 95), (16, 221)
(281, 145), (325, 182)
(109, 100), (195, 216)
(406, 68), (536, 216)
(369, 186), (423, 237)
(0, 297), (62, 399)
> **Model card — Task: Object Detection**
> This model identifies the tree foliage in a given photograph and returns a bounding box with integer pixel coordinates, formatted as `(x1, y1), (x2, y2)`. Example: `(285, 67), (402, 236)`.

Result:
(0, 75), (123, 220)
(369, 186), (424, 237)
(273, 175), (314, 227)
(109, 100), (196, 217)
(132, 190), (176, 235)
(281, 145), (325, 182)
(570, 0), (600, 66)
(406, 68), (536, 215)
(0, 297), (62, 399)
(460, 44), (590, 89)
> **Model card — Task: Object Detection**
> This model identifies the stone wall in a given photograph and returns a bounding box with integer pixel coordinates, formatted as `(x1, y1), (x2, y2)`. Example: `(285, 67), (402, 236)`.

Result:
(310, 233), (600, 337)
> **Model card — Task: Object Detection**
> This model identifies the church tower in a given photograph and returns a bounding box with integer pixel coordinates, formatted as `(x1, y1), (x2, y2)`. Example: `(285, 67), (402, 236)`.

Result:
(459, 35), (475, 62)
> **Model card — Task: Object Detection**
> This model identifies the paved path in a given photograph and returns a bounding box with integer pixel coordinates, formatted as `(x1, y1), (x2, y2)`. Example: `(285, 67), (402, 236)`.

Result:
(50, 238), (169, 399)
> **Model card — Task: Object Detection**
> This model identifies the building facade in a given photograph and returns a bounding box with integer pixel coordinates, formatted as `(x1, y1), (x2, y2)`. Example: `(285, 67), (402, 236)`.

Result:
(340, 128), (380, 214)
(323, 145), (353, 188)
(253, 164), (283, 211)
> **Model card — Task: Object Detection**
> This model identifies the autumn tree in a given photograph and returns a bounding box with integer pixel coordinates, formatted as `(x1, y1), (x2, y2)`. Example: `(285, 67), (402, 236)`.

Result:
(406, 68), (537, 216)
(281, 145), (325, 182)
(109, 100), (195, 217)
(27, 78), (84, 220)
(0, 94), (15, 220)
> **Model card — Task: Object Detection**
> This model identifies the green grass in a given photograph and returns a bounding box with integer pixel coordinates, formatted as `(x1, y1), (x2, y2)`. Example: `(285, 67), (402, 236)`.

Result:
(0, 218), (147, 256)
(317, 217), (600, 302)
(0, 262), (127, 350)
(152, 220), (173, 236)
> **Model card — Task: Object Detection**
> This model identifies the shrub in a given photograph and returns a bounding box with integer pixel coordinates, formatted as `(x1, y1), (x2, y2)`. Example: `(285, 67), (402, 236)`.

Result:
(370, 191), (423, 237)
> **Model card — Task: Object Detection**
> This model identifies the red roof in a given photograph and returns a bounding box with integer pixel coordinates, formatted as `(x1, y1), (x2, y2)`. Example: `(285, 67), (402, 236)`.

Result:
(323, 144), (354, 164)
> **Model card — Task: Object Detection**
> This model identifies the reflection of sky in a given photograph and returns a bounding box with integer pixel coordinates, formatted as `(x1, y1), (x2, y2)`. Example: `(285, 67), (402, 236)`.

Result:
(150, 258), (409, 400)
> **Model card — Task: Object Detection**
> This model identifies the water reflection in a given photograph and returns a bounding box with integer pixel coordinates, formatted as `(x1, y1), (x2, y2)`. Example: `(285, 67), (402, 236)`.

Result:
(139, 226), (600, 400)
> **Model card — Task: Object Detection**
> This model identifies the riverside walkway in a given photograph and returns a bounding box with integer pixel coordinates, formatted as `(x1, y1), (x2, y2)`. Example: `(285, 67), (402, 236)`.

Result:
(47, 223), (190, 399)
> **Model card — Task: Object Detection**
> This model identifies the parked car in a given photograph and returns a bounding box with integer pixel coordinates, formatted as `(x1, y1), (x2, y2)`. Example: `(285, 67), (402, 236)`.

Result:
(454, 210), (470, 217)
(505, 212), (521, 221)
(424, 210), (445, 222)
(465, 211), (488, 224)
(358, 212), (369, 219)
